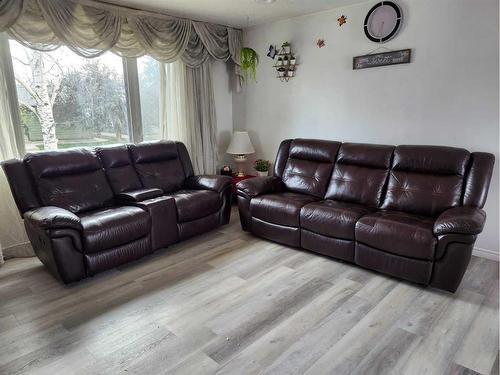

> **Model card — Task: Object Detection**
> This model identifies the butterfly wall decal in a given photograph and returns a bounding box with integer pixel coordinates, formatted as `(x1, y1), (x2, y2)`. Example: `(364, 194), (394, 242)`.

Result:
(338, 15), (347, 26)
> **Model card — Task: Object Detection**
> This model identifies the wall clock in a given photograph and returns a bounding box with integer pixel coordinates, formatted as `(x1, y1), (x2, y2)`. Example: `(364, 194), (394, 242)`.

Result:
(364, 1), (402, 43)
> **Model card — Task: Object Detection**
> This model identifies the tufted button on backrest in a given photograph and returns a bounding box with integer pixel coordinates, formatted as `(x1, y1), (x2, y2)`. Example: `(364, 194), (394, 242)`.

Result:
(24, 148), (114, 214)
(325, 143), (395, 207)
(280, 139), (341, 198)
(96, 145), (142, 194)
(128, 141), (186, 193)
(381, 145), (470, 217)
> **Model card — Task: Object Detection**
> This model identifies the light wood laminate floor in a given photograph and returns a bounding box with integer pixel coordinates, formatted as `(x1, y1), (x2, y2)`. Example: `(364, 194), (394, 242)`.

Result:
(0, 210), (498, 375)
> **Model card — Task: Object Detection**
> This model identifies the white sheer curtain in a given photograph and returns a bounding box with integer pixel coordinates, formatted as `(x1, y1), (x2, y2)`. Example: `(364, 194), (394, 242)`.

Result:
(0, 35), (32, 264)
(160, 60), (218, 174)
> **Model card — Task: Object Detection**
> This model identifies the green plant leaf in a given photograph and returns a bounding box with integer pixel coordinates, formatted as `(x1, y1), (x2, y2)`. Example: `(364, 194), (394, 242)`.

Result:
(240, 47), (259, 82)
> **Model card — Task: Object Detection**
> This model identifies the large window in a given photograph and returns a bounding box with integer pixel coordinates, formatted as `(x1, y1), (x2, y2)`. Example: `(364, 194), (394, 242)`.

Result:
(138, 56), (161, 141)
(10, 41), (131, 151)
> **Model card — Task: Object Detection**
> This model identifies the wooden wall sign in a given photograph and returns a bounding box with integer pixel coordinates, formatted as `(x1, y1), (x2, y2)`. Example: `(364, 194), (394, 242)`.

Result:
(353, 49), (411, 70)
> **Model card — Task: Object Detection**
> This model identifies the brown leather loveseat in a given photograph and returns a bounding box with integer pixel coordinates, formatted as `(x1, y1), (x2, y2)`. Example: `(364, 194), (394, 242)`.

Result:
(237, 139), (494, 292)
(2, 141), (231, 283)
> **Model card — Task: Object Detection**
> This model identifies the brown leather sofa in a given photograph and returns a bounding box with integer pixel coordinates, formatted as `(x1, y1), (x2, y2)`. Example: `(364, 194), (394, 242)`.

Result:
(237, 139), (494, 292)
(2, 141), (232, 283)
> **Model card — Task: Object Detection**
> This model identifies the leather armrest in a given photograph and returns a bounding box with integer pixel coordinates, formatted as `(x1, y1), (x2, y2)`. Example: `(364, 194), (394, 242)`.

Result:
(184, 175), (232, 193)
(236, 176), (284, 198)
(24, 206), (82, 232)
(117, 188), (164, 202)
(434, 206), (486, 236)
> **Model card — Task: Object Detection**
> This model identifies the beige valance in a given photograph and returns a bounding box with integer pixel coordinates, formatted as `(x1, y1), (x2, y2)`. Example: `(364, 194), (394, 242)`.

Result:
(0, 0), (242, 79)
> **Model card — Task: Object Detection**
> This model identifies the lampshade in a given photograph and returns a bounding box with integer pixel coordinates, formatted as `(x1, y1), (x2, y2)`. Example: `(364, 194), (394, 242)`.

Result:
(226, 131), (255, 155)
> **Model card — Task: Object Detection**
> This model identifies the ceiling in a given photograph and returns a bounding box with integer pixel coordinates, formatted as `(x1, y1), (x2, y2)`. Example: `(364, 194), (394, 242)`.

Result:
(109, 0), (365, 28)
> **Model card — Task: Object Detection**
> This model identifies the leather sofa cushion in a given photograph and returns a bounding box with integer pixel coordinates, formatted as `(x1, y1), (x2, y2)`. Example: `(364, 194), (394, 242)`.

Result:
(80, 206), (150, 253)
(24, 149), (114, 214)
(355, 210), (437, 260)
(25, 148), (101, 177)
(382, 171), (463, 217)
(325, 143), (394, 207)
(391, 145), (470, 175)
(281, 139), (340, 198)
(335, 143), (394, 168)
(288, 139), (341, 163)
(250, 192), (318, 227)
(301, 200), (373, 240)
(282, 159), (334, 198)
(168, 189), (221, 222)
(96, 145), (142, 194)
(381, 145), (470, 217)
(129, 141), (186, 193)
(326, 164), (389, 207)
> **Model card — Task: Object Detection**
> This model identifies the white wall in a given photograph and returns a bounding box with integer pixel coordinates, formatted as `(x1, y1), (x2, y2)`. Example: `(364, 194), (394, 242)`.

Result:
(232, 0), (499, 256)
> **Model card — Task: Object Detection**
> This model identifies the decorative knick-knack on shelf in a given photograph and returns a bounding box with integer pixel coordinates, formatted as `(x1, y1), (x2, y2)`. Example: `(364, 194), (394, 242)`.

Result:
(282, 41), (291, 54)
(273, 42), (297, 82)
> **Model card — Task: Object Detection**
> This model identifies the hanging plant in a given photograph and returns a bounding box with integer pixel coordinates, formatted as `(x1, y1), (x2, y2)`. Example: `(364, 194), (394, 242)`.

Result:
(240, 47), (259, 82)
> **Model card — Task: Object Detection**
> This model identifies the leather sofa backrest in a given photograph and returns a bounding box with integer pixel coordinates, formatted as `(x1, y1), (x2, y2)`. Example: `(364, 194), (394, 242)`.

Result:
(325, 143), (394, 207)
(176, 141), (195, 179)
(96, 145), (142, 194)
(276, 139), (341, 198)
(129, 141), (191, 193)
(462, 152), (495, 208)
(381, 145), (470, 217)
(24, 148), (114, 214)
(273, 139), (292, 179)
(1, 159), (41, 216)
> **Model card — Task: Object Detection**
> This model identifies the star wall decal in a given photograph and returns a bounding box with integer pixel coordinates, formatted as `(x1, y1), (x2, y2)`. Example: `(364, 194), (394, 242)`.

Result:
(338, 15), (347, 26)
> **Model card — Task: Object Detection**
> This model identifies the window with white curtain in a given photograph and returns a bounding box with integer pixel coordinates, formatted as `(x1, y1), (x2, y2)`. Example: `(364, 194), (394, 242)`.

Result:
(7, 40), (163, 152)
(137, 56), (161, 142)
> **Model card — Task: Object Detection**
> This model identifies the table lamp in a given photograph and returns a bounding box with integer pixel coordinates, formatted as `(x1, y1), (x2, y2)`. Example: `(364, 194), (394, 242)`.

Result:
(226, 131), (255, 177)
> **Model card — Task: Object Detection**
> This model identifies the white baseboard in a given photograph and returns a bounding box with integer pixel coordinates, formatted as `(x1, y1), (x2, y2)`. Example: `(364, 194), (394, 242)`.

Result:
(473, 247), (499, 261)
(2, 242), (34, 259)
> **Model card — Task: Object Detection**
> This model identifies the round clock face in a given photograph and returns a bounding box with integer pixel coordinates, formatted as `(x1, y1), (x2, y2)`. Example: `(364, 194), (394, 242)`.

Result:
(364, 1), (402, 43)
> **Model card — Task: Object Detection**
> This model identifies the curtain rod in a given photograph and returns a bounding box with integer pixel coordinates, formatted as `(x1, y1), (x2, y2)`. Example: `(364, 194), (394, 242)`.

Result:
(74, 0), (241, 30)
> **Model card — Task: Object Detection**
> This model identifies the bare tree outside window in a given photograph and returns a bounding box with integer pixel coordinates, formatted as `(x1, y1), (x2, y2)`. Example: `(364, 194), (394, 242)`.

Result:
(10, 41), (129, 151)
(13, 49), (63, 150)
